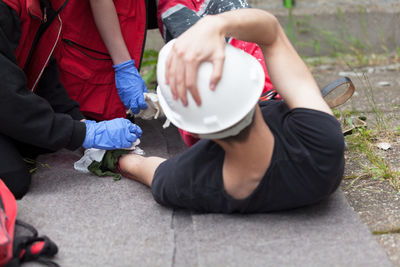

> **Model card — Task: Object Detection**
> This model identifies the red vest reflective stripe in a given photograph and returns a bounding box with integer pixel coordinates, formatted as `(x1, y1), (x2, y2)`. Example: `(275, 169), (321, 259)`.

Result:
(53, 0), (147, 121)
(3, 0), (66, 91)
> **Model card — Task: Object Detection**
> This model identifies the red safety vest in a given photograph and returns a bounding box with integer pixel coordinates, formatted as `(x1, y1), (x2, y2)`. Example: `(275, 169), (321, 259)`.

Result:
(3, 0), (67, 92)
(53, 0), (147, 121)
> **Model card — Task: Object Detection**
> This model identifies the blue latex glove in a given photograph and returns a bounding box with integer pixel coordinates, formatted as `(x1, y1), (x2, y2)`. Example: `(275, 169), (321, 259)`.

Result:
(113, 59), (148, 114)
(82, 118), (142, 150)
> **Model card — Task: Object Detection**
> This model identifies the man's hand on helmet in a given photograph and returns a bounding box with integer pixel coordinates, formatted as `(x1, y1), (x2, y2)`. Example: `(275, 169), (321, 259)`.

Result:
(165, 16), (225, 107)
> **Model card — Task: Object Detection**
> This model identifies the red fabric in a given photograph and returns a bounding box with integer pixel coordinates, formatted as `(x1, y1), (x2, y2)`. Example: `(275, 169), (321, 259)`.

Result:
(3, 0), (66, 92)
(19, 241), (45, 258)
(29, 242), (45, 255)
(53, 0), (147, 121)
(0, 180), (17, 265)
(177, 128), (199, 147)
(228, 39), (275, 96)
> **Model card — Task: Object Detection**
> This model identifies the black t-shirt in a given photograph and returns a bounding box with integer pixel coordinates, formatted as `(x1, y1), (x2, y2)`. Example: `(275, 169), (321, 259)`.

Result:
(152, 100), (345, 213)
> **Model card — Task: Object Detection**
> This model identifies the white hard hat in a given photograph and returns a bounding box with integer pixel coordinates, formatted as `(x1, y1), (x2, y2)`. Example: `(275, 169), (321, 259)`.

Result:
(157, 39), (265, 137)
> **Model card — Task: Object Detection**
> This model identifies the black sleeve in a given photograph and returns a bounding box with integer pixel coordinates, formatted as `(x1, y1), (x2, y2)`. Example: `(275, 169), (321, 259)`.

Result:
(35, 57), (84, 121)
(0, 2), (85, 151)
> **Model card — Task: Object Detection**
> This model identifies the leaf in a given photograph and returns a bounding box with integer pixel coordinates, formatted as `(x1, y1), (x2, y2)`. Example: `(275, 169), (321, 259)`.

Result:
(141, 59), (158, 68)
(143, 49), (159, 58)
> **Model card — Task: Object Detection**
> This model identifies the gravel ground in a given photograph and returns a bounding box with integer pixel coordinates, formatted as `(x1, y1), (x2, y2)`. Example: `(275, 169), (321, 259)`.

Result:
(312, 58), (400, 266)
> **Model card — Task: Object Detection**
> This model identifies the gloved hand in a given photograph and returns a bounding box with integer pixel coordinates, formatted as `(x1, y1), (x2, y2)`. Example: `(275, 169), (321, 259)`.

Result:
(82, 118), (142, 150)
(114, 59), (148, 114)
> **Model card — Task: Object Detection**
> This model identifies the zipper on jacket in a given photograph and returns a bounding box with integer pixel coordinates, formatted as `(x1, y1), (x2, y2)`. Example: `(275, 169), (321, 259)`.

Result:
(23, 0), (69, 71)
(43, 7), (47, 22)
(62, 39), (112, 61)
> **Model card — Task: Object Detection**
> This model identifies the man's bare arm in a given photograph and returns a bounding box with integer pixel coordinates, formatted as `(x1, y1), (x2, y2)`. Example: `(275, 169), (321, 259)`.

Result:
(118, 154), (166, 187)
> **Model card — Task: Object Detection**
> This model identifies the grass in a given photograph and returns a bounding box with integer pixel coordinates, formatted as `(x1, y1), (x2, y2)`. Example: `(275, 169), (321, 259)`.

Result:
(334, 64), (400, 191)
(140, 49), (159, 91)
(373, 228), (400, 235)
(340, 94), (400, 190)
(284, 4), (400, 240)
(23, 158), (50, 174)
(344, 126), (400, 191)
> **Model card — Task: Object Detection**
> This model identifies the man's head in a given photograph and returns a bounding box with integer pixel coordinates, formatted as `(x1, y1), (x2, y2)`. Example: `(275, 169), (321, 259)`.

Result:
(157, 39), (265, 140)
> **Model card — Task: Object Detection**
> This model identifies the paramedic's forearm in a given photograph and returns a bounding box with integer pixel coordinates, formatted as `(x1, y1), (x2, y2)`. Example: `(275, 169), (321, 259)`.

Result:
(89, 0), (131, 65)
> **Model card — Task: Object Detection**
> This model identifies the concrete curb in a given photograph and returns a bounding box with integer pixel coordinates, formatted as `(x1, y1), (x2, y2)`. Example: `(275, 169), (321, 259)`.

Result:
(145, 0), (400, 56)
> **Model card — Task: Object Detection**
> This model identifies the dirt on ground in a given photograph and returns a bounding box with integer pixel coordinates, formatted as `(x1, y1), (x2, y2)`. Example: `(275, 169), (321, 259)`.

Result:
(311, 54), (400, 266)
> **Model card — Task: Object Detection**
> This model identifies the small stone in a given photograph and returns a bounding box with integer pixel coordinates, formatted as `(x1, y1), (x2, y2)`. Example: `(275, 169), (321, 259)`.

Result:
(319, 64), (334, 70)
(377, 81), (391, 87)
(376, 142), (391, 150)
(386, 64), (400, 71)
(339, 71), (363, 77)
(366, 67), (374, 74)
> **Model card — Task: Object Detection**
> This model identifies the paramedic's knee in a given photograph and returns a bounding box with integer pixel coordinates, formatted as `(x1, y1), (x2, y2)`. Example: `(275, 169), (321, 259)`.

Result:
(0, 134), (32, 199)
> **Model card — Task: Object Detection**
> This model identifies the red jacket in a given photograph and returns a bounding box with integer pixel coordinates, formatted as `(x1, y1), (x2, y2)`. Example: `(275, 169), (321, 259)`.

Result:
(0, 0), (86, 151)
(3, 0), (67, 91)
(53, 0), (147, 121)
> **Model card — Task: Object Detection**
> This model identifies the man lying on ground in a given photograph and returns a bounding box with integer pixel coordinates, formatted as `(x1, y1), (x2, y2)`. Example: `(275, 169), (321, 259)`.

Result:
(118, 8), (345, 213)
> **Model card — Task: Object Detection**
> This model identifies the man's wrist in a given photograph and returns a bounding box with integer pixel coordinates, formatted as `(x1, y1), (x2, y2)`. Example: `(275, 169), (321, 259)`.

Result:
(213, 13), (230, 38)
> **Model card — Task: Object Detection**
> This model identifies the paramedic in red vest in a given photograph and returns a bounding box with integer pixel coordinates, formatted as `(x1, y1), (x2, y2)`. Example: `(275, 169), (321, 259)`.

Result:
(156, 0), (278, 147)
(53, 0), (157, 121)
(0, 0), (142, 199)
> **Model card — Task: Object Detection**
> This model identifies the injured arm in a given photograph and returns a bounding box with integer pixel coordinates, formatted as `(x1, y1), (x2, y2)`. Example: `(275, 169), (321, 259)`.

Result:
(118, 154), (166, 187)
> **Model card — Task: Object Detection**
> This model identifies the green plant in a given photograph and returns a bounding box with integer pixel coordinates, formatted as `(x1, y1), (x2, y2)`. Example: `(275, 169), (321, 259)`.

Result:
(140, 49), (159, 90)
(23, 158), (50, 174)
(345, 127), (400, 191)
(284, 0), (295, 8)
(358, 6), (369, 44)
(396, 47), (400, 57)
(284, 8), (296, 44)
(379, 26), (389, 53)
(373, 228), (400, 235)
(361, 73), (388, 131)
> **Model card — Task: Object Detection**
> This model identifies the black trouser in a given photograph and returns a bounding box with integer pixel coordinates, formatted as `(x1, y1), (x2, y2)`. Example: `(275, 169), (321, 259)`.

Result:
(0, 134), (52, 199)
